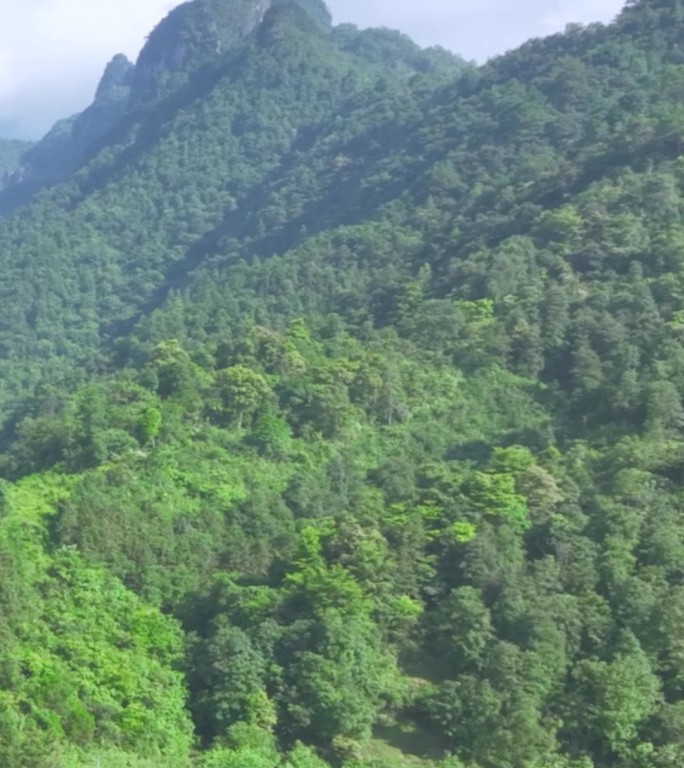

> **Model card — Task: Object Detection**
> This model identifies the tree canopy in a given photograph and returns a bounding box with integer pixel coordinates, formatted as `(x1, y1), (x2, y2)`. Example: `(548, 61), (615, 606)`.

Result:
(2, 1), (684, 767)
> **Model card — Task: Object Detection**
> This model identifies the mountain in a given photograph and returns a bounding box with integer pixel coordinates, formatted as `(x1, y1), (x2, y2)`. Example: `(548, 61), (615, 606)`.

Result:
(0, 55), (135, 209)
(129, 0), (331, 104)
(0, 0), (466, 415)
(0, 0), (337, 212)
(3, 1), (684, 767)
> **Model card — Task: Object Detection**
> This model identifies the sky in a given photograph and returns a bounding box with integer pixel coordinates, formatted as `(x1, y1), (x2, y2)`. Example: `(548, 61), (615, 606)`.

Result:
(0, 0), (627, 140)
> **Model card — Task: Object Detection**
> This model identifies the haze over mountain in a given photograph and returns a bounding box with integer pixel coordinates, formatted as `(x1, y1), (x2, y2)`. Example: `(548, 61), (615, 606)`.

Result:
(0, 1), (683, 768)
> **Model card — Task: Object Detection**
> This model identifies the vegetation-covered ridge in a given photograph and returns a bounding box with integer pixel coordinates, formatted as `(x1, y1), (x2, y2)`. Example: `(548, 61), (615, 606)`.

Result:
(0, 0), (460, 213)
(1, 0), (684, 767)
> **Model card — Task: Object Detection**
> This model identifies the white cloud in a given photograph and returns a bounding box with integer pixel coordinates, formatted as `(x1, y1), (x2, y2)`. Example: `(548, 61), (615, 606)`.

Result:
(327, 0), (626, 60)
(0, 0), (177, 137)
(539, 0), (624, 30)
(0, 0), (627, 139)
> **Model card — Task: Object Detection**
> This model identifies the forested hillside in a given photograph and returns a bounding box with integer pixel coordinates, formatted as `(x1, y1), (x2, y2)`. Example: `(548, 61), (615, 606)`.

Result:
(1, 1), (684, 767)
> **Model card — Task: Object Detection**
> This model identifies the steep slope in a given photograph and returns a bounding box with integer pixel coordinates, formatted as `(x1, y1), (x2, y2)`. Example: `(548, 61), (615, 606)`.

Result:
(0, 0), (336, 213)
(4, 1), (684, 768)
(129, 0), (332, 104)
(0, 55), (135, 210)
(0, 0), (463, 422)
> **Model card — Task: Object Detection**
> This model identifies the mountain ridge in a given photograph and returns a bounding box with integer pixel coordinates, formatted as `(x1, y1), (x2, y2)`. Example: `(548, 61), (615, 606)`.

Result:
(0, 0), (461, 214)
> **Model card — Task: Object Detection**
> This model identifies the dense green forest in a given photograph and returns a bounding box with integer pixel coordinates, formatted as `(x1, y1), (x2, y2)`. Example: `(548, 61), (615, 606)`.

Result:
(1, 0), (684, 766)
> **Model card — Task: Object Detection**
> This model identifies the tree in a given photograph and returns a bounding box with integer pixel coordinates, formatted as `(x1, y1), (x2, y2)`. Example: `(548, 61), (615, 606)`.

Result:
(429, 586), (492, 674)
(215, 366), (272, 429)
(140, 406), (163, 446)
(564, 635), (661, 760)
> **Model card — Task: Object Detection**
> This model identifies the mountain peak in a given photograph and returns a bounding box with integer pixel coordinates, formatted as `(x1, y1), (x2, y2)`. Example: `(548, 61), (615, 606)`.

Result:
(274, 0), (331, 29)
(130, 0), (331, 103)
(131, 0), (269, 102)
(95, 54), (135, 102)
